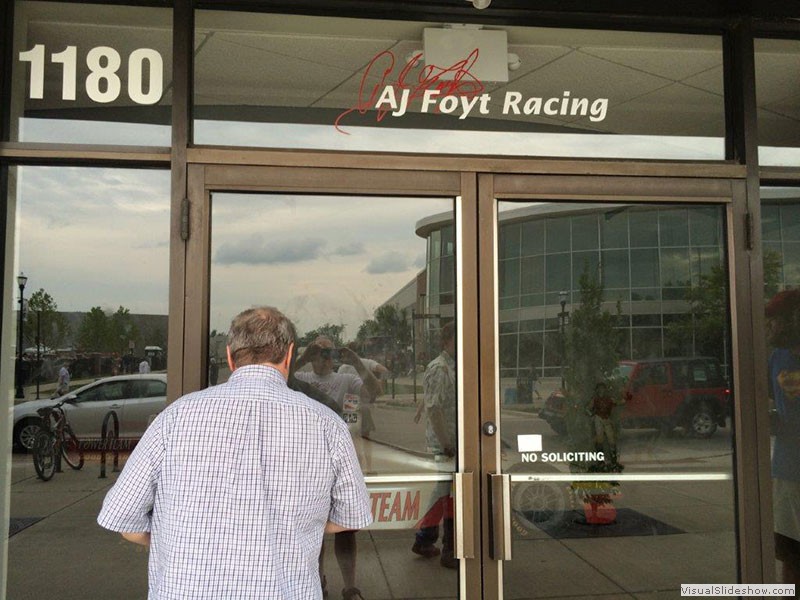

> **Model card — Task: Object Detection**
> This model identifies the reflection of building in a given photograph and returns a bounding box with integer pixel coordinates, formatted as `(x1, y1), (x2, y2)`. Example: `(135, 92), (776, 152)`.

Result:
(411, 198), (800, 380)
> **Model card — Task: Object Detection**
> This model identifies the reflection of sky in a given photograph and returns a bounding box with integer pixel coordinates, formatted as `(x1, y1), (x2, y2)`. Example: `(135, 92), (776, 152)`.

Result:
(210, 194), (448, 338)
(17, 167), (171, 315)
(15, 116), (800, 165)
(19, 118), (171, 146)
(197, 120), (726, 160)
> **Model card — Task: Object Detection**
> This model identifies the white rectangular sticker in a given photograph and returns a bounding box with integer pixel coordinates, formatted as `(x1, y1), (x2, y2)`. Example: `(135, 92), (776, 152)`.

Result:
(517, 434), (543, 453)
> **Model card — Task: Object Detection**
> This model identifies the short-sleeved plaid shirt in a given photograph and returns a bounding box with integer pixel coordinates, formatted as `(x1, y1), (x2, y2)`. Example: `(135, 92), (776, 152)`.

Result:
(97, 365), (372, 600)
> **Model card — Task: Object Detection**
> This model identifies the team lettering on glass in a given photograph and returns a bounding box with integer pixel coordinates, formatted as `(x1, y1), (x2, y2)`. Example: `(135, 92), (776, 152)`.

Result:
(18, 45), (163, 105)
(336, 48), (609, 133)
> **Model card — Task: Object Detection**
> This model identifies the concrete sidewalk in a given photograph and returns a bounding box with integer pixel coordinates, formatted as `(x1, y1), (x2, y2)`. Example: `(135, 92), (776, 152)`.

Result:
(6, 453), (149, 600)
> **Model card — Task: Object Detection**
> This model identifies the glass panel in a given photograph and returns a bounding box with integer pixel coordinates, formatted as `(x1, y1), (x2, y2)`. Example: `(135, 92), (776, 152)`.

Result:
(630, 249), (661, 287)
(9, 1), (172, 145)
(603, 249), (630, 289)
(761, 186), (800, 588)
(659, 209), (690, 247)
(520, 256), (545, 295)
(571, 214), (599, 251)
(521, 220), (544, 256)
(209, 193), (459, 599)
(629, 212), (659, 247)
(498, 200), (736, 596)
(5, 167), (170, 598)
(755, 39), (800, 167)
(602, 211), (629, 248)
(546, 219), (571, 253)
(194, 10), (724, 159)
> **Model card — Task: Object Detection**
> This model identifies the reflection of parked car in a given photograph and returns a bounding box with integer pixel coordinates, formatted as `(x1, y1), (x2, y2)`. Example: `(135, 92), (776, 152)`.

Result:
(541, 357), (730, 438)
(13, 374), (167, 450)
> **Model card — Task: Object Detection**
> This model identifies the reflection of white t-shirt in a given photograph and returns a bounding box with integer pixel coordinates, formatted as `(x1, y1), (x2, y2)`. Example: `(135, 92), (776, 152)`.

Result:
(338, 358), (381, 378)
(295, 371), (363, 430)
(139, 360), (151, 373)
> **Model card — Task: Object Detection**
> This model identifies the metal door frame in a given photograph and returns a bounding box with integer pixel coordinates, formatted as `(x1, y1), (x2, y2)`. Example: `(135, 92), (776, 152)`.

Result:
(476, 172), (769, 598)
(180, 163), (483, 598)
(172, 160), (768, 598)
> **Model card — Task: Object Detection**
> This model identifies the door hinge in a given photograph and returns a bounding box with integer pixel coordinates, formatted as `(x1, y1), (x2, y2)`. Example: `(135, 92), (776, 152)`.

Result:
(745, 211), (753, 251)
(180, 198), (190, 241)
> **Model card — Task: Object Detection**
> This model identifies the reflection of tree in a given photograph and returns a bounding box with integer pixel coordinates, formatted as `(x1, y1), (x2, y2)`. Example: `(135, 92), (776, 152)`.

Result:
(666, 252), (781, 362)
(564, 271), (622, 404)
(23, 288), (70, 350)
(563, 271), (622, 451)
(299, 323), (345, 347)
(109, 306), (139, 354)
(77, 307), (109, 351)
(357, 304), (411, 349)
(77, 305), (138, 352)
(146, 325), (167, 351)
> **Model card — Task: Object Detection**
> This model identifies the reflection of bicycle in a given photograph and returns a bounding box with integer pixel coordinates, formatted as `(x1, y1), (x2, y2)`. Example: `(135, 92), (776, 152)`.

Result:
(32, 399), (84, 481)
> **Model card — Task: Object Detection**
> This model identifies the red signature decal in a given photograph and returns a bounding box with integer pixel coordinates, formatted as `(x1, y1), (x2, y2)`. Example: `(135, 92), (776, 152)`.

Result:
(334, 49), (485, 134)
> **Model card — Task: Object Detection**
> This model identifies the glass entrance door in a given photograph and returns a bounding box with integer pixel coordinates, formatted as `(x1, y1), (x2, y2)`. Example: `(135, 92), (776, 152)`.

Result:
(478, 174), (741, 599)
(186, 165), (752, 599)
(186, 165), (481, 600)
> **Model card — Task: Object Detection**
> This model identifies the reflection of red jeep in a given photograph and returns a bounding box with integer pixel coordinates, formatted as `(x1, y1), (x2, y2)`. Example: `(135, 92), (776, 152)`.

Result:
(542, 357), (731, 438)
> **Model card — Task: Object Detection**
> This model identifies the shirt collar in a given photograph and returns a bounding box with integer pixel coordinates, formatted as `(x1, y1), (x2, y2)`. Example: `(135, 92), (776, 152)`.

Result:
(229, 364), (286, 384)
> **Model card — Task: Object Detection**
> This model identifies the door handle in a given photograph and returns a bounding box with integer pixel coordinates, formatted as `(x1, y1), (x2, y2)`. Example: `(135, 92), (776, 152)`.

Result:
(489, 473), (512, 560)
(453, 472), (475, 559)
(110, 404), (122, 409)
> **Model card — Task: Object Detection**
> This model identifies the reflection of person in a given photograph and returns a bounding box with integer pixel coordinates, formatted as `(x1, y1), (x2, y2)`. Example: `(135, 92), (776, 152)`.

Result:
(208, 357), (219, 385)
(589, 381), (621, 465)
(138, 358), (151, 374)
(766, 290), (800, 588)
(412, 322), (457, 569)
(97, 307), (372, 599)
(54, 363), (70, 397)
(295, 336), (381, 600)
(338, 343), (388, 439)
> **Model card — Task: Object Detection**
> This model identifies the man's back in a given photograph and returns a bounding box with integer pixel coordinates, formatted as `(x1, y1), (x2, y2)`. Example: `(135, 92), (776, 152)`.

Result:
(98, 364), (371, 599)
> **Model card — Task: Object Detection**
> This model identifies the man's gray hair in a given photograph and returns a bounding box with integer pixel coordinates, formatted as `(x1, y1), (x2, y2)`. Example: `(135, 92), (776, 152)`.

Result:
(227, 306), (297, 367)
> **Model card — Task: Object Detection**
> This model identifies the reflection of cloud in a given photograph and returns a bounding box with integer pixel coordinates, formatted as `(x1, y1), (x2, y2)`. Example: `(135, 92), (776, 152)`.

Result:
(216, 236), (325, 265)
(365, 252), (409, 274)
(333, 242), (365, 256)
(134, 240), (170, 250)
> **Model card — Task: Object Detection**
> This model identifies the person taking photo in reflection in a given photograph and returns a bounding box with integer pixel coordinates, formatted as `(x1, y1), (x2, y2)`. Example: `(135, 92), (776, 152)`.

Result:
(295, 335), (381, 600)
(766, 290), (800, 590)
(97, 307), (372, 600)
(412, 321), (458, 569)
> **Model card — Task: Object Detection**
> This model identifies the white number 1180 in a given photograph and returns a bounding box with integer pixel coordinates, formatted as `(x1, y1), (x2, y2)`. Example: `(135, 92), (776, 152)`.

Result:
(18, 44), (164, 105)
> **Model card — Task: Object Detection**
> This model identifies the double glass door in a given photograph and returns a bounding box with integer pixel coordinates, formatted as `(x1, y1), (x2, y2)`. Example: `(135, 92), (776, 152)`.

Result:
(184, 165), (748, 599)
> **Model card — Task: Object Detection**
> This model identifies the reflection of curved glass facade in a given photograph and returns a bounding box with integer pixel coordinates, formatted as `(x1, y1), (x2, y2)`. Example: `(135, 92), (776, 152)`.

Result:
(418, 197), (800, 382)
(497, 204), (726, 379)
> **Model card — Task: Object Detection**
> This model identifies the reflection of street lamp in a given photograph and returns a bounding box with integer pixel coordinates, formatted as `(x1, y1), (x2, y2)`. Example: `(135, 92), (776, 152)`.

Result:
(15, 272), (28, 399)
(558, 290), (568, 391)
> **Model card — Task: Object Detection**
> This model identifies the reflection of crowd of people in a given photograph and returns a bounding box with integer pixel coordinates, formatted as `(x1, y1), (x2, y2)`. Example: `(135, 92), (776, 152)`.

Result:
(96, 304), (461, 599)
(412, 322), (458, 569)
(766, 290), (800, 589)
(99, 307), (373, 600)
(294, 336), (382, 600)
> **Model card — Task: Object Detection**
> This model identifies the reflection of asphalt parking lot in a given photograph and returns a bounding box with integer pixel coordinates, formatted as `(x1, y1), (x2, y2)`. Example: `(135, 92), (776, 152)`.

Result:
(7, 398), (739, 599)
(500, 408), (735, 472)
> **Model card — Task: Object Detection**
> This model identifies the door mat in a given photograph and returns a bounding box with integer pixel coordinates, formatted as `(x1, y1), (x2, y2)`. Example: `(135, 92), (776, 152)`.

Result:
(535, 508), (684, 540)
(8, 517), (43, 537)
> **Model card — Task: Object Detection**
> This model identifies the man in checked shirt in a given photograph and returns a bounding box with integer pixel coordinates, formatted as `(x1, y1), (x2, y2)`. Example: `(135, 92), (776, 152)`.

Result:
(97, 306), (373, 600)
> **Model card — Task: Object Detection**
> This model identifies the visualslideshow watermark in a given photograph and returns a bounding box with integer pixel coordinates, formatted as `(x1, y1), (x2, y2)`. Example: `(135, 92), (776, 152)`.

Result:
(681, 584), (795, 596)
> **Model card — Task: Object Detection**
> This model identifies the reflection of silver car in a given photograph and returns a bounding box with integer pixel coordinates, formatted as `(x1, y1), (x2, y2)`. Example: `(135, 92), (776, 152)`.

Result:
(13, 374), (167, 450)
